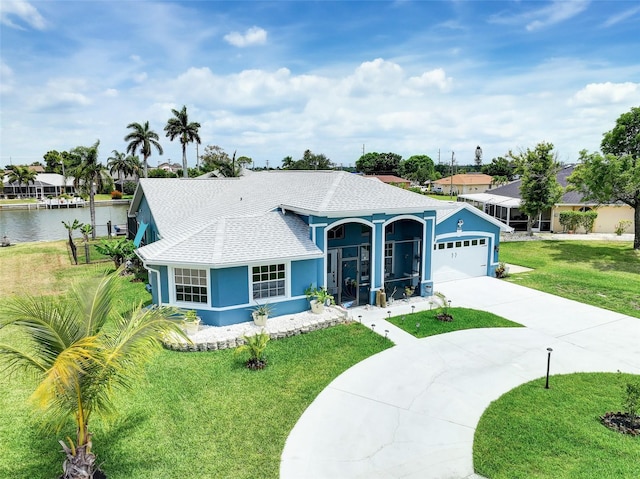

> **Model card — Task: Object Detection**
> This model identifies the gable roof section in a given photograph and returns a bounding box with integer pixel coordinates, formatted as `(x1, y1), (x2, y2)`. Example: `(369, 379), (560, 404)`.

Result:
(137, 211), (322, 267)
(436, 202), (514, 232)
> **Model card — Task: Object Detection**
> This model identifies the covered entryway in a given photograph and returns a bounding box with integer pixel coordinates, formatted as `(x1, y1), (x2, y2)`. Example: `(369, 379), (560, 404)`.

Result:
(432, 237), (488, 283)
(326, 221), (373, 306)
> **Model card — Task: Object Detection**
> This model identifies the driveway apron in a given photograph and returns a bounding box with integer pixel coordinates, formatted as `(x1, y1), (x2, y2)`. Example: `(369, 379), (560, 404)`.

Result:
(280, 277), (640, 479)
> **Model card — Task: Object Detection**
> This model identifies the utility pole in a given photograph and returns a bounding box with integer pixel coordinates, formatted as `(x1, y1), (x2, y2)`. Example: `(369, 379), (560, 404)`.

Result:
(450, 151), (455, 195)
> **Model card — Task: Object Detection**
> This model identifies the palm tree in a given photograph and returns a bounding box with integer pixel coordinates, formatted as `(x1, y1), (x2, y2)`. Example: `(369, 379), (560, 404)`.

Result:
(71, 141), (108, 240)
(7, 165), (37, 198)
(107, 150), (134, 191)
(0, 271), (187, 479)
(164, 105), (201, 178)
(124, 121), (163, 178)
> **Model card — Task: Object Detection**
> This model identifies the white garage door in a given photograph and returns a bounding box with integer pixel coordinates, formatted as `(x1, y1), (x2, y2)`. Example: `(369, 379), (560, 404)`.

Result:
(432, 238), (489, 283)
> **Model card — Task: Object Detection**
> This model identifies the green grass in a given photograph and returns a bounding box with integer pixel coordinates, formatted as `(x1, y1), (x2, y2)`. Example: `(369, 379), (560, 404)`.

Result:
(0, 323), (391, 479)
(387, 307), (522, 337)
(474, 372), (640, 479)
(0, 198), (38, 204)
(425, 194), (457, 201)
(499, 240), (640, 318)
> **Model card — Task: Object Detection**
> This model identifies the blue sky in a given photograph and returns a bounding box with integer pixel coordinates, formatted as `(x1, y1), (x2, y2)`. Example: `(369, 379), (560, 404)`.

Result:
(1, 0), (639, 169)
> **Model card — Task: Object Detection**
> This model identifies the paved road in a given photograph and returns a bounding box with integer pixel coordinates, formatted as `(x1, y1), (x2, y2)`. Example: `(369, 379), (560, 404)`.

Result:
(280, 277), (640, 479)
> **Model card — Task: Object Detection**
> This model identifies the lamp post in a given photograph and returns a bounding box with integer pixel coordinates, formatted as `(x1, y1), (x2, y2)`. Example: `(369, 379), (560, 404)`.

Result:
(545, 348), (553, 389)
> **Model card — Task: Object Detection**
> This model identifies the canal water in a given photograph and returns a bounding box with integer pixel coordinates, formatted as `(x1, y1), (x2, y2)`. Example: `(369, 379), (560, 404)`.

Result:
(0, 204), (129, 243)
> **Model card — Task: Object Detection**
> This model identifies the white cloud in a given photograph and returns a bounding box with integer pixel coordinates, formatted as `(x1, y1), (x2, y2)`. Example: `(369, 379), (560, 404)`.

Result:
(104, 88), (118, 97)
(602, 5), (640, 28)
(408, 68), (453, 93)
(570, 82), (640, 106)
(489, 0), (589, 32)
(0, 0), (46, 30)
(224, 26), (267, 47)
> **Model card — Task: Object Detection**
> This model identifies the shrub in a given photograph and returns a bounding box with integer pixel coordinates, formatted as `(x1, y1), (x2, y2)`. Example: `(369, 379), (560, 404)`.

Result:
(123, 181), (137, 195)
(559, 211), (581, 232)
(615, 220), (632, 236)
(580, 210), (598, 233)
(111, 190), (123, 199)
(235, 330), (270, 370)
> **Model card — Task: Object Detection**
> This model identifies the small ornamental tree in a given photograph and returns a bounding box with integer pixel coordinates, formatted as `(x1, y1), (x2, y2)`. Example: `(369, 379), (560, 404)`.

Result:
(508, 142), (563, 236)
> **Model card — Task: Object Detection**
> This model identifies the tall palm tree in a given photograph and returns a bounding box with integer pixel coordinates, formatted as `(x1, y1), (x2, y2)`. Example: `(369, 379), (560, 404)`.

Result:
(71, 141), (108, 240)
(107, 150), (134, 191)
(0, 271), (188, 479)
(7, 165), (37, 198)
(164, 105), (201, 178)
(124, 121), (163, 178)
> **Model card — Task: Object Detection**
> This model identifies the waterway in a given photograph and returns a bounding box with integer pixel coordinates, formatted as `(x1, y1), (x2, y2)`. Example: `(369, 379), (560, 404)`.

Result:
(0, 204), (129, 243)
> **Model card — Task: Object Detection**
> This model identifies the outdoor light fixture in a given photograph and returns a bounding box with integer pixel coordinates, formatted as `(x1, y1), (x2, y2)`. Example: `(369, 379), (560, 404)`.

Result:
(387, 310), (391, 319)
(545, 348), (553, 389)
(371, 324), (376, 332)
(358, 315), (362, 324)
(411, 305), (415, 314)
(457, 219), (464, 228)
(384, 330), (389, 339)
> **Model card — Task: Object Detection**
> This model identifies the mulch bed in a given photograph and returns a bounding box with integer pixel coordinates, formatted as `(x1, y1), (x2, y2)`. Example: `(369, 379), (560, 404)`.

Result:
(600, 412), (640, 436)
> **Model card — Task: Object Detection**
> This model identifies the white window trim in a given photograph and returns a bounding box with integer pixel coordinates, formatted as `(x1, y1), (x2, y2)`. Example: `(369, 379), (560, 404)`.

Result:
(248, 261), (290, 302)
(169, 266), (210, 308)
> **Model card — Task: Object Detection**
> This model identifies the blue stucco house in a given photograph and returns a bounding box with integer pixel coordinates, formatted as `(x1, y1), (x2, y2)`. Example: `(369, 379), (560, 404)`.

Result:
(129, 170), (511, 326)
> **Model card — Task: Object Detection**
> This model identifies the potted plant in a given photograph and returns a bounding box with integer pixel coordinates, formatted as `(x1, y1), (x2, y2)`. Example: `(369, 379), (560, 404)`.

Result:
(182, 309), (201, 335)
(305, 285), (335, 314)
(251, 302), (272, 326)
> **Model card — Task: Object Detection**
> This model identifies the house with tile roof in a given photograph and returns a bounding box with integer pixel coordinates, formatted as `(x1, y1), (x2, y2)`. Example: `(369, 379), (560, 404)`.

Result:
(458, 165), (634, 233)
(364, 174), (412, 188)
(432, 173), (494, 195)
(129, 170), (512, 326)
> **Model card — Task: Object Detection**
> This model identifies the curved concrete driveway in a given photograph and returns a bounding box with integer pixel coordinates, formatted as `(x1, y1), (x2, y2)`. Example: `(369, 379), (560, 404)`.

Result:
(281, 277), (640, 479)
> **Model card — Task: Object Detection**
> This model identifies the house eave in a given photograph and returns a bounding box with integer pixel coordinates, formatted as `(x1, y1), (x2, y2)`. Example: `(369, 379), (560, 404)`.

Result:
(281, 204), (453, 219)
(136, 251), (324, 269)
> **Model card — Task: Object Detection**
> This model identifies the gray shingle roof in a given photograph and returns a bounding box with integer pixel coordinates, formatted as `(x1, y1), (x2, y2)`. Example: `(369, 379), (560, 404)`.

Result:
(133, 171), (457, 265)
(489, 165), (608, 205)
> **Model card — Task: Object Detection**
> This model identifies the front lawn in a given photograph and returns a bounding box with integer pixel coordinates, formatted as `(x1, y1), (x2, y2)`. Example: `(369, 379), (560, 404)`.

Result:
(0, 321), (392, 479)
(387, 307), (522, 337)
(499, 240), (640, 318)
(474, 372), (640, 479)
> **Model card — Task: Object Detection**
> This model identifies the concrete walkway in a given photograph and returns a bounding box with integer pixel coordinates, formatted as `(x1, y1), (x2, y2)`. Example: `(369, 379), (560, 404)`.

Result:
(280, 277), (640, 479)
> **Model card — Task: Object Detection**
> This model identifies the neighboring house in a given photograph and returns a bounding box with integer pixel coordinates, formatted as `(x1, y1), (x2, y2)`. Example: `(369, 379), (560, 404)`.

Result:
(458, 165), (634, 233)
(129, 170), (512, 326)
(365, 175), (412, 188)
(157, 162), (182, 174)
(432, 173), (494, 195)
(2, 173), (75, 199)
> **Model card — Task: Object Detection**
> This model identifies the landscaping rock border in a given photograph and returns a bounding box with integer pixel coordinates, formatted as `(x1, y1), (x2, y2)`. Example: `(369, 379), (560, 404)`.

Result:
(164, 307), (350, 352)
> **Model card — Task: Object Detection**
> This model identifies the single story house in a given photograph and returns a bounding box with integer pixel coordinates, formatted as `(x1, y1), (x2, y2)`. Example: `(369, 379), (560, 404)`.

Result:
(432, 173), (494, 195)
(364, 174), (412, 188)
(129, 170), (512, 326)
(458, 165), (634, 233)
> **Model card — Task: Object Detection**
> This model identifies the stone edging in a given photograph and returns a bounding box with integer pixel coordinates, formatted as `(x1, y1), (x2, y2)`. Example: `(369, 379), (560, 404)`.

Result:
(164, 315), (349, 352)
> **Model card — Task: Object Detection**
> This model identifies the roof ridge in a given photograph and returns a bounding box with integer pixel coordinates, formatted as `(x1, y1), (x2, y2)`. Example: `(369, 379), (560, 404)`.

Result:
(317, 170), (345, 211)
